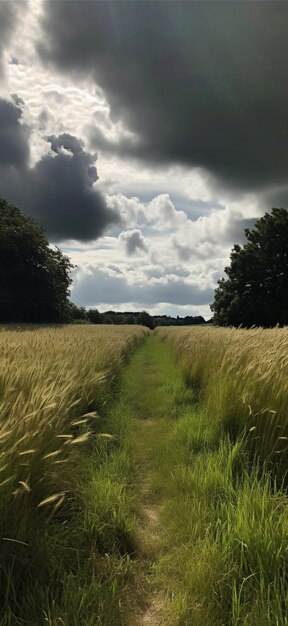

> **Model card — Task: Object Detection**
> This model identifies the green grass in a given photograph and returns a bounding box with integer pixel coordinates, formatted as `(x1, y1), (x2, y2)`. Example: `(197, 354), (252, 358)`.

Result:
(156, 423), (288, 625)
(157, 326), (288, 478)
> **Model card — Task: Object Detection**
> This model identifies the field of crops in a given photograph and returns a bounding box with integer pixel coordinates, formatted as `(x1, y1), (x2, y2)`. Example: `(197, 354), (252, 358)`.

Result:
(158, 325), (288, 475)
(155, 326), (288, 625)
(0, 324), (146, 507)
(0, 324), (147, 624)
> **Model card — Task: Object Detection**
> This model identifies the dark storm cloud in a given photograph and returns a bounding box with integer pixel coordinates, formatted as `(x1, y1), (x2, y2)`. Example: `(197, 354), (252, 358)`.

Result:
(0, 98), (30, 167)
(225, 216), (257, 245)
(72, 266), (213, 308)
(0, 99), (120, 241)
(0, 1), (26, 75)
(261, 187), (288, 217)
(39, 1), (288, 193)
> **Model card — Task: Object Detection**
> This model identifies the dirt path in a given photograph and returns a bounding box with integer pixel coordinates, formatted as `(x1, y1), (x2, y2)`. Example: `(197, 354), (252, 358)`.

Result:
(129, 418), (166, 626)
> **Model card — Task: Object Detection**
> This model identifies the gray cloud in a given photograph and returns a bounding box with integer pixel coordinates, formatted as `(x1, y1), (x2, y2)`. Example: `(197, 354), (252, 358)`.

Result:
(171, 209), (259, 263)
(0, 1), (25, 75)
(86, 125), (136, 160)
(0, 98), (120, 241)
(144, 265), (190, 279)
(261, 187), (288, 217)
(72, 265), (213, 308)
(120, 229), (148, 255)
(0, 97), (30, 167)
(38, 109), (49, 131)
(172, 237), (225, 262)
(172, 239), (192, 262)
(225, 216), (257, 245)
(39, 2), (288, 193)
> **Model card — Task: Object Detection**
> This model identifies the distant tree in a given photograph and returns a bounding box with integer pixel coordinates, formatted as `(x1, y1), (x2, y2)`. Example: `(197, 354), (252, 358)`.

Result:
(69, 303), (88, 322)
(138, 310), (155, 330)
(0, 198), (73, 323)
(211, 208), (288, 327)
(87, 308), (103, 324)
(183, 315), (205, 325)
(89, 310), (206, 327)
(126, 314), (135, 325)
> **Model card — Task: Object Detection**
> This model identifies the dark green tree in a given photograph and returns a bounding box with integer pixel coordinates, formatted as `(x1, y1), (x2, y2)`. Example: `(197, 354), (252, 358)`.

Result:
(87, 308), (103, 324)
(69, 303), (88, 322)
(138, 310), (155, 330)
(0, 198), (73, 323)
(211, 208), (288, 327)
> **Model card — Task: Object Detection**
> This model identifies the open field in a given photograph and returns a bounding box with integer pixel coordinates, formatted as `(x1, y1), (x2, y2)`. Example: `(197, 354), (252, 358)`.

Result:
(155, 327), (288, 625)
(0, 324), (147, 513)
(0, 325), (287, 625)
(0, 324), (147, 625)
(157, 326), (288, 474)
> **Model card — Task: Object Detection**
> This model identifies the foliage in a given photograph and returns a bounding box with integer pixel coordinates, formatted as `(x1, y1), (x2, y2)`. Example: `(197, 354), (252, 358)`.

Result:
(86, 308), (206, 327)
(138, 310), (155, 329)
(211, 207), (288, 327)
(86, 307), (102, 324)
(0, 198), (73, 323)
(69, 302), (90, 322)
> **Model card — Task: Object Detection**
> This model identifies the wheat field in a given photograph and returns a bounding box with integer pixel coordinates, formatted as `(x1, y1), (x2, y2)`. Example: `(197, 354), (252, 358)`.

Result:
(0, 325), (146, 534)
(157, 325), (288, 473)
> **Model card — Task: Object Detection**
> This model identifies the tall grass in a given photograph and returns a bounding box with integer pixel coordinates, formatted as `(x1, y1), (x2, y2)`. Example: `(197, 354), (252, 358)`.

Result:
(154, 327), (288, 625)
(0, 324), (147, 624)
(157, 431), (288, 624)
(157, 326), (288, 475)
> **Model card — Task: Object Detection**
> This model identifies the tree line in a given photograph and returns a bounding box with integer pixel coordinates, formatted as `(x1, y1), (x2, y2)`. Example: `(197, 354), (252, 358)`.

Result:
(70, 306), (206, 328)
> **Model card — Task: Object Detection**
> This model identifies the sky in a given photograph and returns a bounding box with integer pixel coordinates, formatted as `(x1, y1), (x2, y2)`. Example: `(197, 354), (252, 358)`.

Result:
(1, 1), (288, 319)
